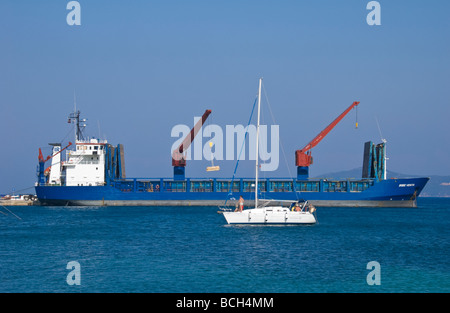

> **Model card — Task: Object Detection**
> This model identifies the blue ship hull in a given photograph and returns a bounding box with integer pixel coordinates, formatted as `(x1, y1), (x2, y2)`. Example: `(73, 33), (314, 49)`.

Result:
(35, 177), (429, 207)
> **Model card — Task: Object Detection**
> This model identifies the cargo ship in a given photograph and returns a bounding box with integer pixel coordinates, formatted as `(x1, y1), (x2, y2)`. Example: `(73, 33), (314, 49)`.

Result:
(35, 100), (429, 207)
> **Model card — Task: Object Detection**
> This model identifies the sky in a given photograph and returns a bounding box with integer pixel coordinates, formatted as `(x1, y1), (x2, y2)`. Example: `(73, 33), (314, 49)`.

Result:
(0, 0), (449, 194)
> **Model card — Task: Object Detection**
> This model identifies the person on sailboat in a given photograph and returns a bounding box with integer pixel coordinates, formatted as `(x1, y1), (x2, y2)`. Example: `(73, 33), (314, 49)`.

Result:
(234, 196), (244, 212)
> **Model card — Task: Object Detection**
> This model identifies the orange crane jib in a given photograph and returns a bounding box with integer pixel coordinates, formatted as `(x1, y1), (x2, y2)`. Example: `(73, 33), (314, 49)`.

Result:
(172, 109), (212, 168)
(38, 142), (73, 163)
(295, 101), (359, 167)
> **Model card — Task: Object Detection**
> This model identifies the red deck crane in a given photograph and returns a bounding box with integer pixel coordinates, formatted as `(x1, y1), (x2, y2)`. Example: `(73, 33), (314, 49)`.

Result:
(37, 142), (73, 185)
(38, 142), (73, 164)
(172, 109), (212, 180)
(295, 101), (359, 179)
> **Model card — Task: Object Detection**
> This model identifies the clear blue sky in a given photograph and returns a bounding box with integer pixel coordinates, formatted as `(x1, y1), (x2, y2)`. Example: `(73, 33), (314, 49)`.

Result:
(1, 1), (449, 194)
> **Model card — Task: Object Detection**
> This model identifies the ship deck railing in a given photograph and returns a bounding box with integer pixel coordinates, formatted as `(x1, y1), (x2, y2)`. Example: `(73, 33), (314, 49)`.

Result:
(106, 177), (375, 193)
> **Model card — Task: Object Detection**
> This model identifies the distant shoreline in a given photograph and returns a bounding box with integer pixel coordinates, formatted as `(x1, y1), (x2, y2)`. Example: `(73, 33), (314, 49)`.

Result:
(0, 199), (35, 206)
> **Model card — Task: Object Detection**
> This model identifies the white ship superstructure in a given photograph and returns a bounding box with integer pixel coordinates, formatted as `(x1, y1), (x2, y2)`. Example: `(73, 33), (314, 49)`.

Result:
(48, 144), (62, 185)
(64, 139), (108, 186)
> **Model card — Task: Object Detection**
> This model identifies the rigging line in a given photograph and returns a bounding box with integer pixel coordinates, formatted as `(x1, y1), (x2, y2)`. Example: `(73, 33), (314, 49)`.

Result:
(46, 160), (63, 167)
(224, 96), (258, 207)
(60, 123), (75, 145)
(261, 81), (299, 200)
(375, 116), (384, 141)
(226, 97), (257, 193)
(5, 186), (35, 195)
(1, 205), (22, 220)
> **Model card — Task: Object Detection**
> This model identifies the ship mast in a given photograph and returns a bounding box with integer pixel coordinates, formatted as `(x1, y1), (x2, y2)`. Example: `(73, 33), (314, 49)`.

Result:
(255, 78), (262, 209)
(68, 110), (87, 142)
(67, 93), (87, 141)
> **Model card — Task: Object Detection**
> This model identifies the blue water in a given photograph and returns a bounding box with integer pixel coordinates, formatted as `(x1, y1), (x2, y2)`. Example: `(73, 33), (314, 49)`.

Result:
(1, 198), (449, 293)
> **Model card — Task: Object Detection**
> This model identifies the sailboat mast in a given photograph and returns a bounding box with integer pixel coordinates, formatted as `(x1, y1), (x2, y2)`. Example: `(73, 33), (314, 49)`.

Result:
(255, 78), (262, 208)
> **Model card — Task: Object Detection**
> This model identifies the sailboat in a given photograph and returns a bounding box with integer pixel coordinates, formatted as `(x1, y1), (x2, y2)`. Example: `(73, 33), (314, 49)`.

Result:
(222, 78), (317, 225)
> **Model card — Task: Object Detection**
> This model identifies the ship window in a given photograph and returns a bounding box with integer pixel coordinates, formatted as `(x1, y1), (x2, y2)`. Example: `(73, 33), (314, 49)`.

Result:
(94, 146), (98, 150)
(89, 146), (92, 150)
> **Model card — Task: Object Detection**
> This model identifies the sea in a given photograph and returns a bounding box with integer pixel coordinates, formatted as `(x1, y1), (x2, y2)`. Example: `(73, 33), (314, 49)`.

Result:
(0, 197), (449, 293)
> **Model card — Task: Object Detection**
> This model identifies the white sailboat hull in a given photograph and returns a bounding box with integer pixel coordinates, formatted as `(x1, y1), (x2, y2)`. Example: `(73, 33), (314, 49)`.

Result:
(223, 207), (316, 225)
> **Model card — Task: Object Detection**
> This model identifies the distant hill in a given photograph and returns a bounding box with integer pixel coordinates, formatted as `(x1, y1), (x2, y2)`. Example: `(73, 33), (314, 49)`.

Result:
(314, 167), (450, 197)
